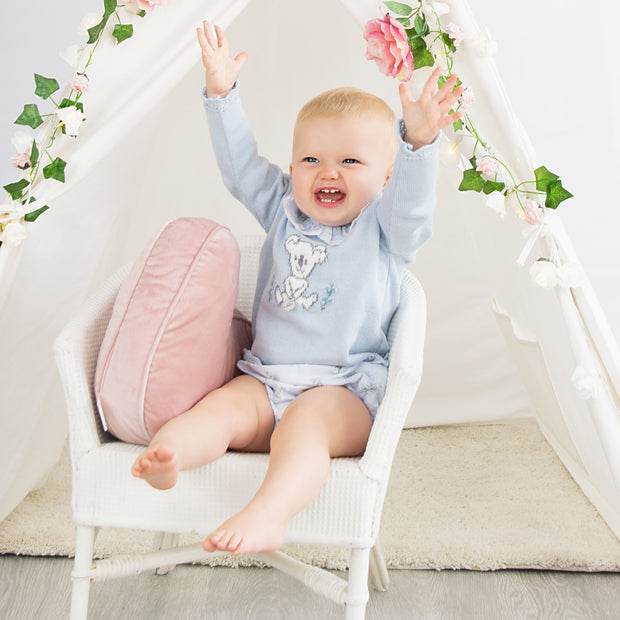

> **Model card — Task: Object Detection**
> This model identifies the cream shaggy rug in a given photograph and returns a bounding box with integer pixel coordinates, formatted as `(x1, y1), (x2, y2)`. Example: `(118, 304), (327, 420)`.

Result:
(2, 422), (620, 572)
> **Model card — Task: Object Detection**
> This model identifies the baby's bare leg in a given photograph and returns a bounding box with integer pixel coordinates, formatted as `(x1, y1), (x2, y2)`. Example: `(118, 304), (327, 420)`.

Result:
(203, 386), (373, 555)
(131, 375), (274, 489)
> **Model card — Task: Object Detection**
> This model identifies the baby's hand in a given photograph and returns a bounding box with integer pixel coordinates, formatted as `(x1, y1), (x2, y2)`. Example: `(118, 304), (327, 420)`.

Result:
(399, 66), (463, 150)
(196, 20), (248, 99)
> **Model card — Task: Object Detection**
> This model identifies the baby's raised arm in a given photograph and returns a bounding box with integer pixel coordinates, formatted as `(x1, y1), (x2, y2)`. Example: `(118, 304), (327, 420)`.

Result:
(196, 20), (247, 98)
(398, 66), (463, 150)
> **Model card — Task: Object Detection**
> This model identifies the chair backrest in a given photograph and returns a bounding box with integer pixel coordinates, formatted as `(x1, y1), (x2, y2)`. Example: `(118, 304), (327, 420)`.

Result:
(235, 234), (265, 318)
(54, 264), (131, 458)
(359, 268), (427, 483)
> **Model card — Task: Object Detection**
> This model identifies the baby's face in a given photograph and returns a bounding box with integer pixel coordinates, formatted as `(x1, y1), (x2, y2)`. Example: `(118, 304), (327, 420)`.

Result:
(290, 115), (395, 227)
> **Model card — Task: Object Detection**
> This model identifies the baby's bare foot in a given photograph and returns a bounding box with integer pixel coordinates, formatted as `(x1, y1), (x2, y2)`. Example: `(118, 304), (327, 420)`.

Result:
(202, 501), (288, 555)
(131, 443), (179, 490)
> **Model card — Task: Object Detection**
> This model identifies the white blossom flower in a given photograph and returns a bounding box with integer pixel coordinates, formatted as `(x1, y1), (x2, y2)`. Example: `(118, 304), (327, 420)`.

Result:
(60, 44), (84, 68)
(472, 31), (498, 57)
(56, 106), (86, 137)
(11, 129), (33, 154)
(484, 191), (506, 217)
(571, 366), (601, 400)
(421, 1), (450, 19)
(430, 39), (450, 71)
(0, 222), (28, 247)
(529, 259), (557, 289)
(79, 13), (102, 36)
(557, 262), (585, 289)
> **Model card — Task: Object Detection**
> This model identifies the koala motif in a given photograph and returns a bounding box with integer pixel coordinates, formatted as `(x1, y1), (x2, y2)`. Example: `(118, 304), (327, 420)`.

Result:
(274, 235), (327, 311)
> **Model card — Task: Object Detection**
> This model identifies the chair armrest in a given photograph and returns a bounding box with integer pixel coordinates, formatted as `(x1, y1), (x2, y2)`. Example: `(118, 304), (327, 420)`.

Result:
(359, 269), (427, 482)
(54, 266), (129, 460)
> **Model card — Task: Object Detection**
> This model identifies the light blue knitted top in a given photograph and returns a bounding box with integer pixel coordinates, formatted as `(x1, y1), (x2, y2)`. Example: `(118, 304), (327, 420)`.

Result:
(203, 86), (438, 372)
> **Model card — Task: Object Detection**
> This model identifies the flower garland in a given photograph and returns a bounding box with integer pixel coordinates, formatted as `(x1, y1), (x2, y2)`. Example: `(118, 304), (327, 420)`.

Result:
(0, 0), (170, 247)
(364, 1), (573, 223)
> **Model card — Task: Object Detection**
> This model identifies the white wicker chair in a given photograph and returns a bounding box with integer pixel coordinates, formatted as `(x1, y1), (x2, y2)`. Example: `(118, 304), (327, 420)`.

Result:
(54, 234), (427, 620)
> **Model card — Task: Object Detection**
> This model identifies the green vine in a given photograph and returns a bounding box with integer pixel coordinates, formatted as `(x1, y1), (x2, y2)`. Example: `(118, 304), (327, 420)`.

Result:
(1, 1), (150, 244)
(383, 1), (572, 215)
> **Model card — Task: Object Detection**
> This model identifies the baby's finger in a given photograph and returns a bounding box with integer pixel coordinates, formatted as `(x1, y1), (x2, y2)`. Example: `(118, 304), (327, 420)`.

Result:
(214, 24), (229, 54)
(438, 85), (464, 114)
(398, 81), (414, 106)
(439, 110), (462, 130)
(202, 20), (219, 50)
(196, 25), (210, 52)
(435, 73), (459, 100)
(421, 66), (443, 98)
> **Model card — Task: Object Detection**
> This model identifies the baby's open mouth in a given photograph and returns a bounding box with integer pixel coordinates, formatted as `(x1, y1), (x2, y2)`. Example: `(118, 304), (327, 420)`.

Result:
(315, 188), (346, 205)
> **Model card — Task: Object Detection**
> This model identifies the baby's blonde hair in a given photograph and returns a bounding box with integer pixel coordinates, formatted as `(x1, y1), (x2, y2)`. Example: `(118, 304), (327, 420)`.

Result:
(296, 87), (397, 155)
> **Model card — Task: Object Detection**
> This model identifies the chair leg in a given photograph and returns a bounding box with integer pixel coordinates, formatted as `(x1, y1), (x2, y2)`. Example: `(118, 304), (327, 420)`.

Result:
(70, 526), (95, 620)
(369, 539), (390, 592)
(154, 532), (180, 575)
(344, 547), (370, 620)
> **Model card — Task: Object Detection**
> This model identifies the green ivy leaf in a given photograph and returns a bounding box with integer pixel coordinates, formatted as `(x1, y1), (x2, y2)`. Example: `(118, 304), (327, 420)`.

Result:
(409, 37), (435, 70)
(34, 73), (59, 99)
(87, 0), (118, 44)
(87, 20), (106, 44)
(414, 14), (430, 37)
(452, 118), (463, 131)
(534, 165), (559, 191)
(30, 141), (39, 167)
(24, 204), (49, 222)
(59, 98), (84, 113)
(441, 32), (457, 54)
(458, 169), (486, 192)
(137, 10), (146, 17)
(545, 180), (573, 209)
(113, 23), (134, 44)
(3, 179), (30, 200)
(534, 166), (572, 209)
(15, 104), (43, 129)
(43, 157), (67, 183)
(384, 1), (413, 16)
(396, 17), (411, 27)
(482, 180), (505, 195)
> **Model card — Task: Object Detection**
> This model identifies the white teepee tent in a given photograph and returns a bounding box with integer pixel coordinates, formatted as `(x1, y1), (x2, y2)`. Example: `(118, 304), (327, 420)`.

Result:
(1, 0), (619, 546)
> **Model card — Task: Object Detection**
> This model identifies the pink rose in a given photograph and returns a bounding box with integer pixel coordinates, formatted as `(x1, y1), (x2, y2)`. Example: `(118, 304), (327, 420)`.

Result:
(523, 199), (544, 225)
(70, 73), (90, 94)
(133, 0), (169, 13)
(445, 22), (464, 47)
(11, 152), (31, 169)
(364, 15), (414, 82)
(476, 155), (498, 178)
(459, 87), (475, 109)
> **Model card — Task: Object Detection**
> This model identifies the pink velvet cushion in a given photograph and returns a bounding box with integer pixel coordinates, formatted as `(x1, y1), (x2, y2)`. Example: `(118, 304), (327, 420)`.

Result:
(95, 217), (252, 445)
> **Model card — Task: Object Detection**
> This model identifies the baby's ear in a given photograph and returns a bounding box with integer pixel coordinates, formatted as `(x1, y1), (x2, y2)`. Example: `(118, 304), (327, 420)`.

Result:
(289, 163), (293, 176)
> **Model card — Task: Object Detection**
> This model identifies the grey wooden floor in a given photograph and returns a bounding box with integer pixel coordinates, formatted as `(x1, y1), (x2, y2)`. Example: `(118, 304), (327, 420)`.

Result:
(1, 555), (619, 619)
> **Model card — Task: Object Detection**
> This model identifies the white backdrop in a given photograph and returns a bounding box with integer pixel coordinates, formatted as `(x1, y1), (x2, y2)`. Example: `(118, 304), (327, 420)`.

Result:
(2, 0), (618, 344)
(1, 0), (619, 529)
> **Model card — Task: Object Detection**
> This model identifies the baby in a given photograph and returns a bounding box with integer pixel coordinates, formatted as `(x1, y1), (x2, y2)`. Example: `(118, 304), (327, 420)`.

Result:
(131, 20), (462, 556)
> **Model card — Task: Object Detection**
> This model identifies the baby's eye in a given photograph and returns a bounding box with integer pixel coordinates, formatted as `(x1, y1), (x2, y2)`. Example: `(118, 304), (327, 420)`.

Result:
(303, 157), (319, 163)
(343, 158), (360, 164)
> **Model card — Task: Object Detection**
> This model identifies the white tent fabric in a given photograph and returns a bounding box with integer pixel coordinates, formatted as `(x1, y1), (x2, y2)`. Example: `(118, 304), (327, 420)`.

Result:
(1, 0), (619, 543)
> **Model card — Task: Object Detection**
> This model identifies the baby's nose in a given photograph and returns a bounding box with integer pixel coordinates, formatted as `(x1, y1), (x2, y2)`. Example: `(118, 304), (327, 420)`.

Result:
(320, 165), (339, 179)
